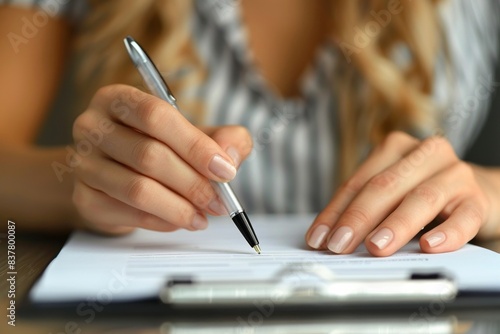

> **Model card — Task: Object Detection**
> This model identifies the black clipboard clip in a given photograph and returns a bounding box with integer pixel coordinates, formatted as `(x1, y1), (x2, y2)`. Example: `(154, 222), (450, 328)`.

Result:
(159, 264), (457, 307)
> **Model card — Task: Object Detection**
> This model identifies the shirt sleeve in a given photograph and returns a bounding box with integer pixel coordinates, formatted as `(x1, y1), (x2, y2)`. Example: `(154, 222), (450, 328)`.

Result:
(0, 0), (87, 23)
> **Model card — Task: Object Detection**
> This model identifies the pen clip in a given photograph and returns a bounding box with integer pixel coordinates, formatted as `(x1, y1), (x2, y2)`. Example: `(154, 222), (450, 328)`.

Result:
(123, 36), (178, 107)
(273, 263), (337, 283)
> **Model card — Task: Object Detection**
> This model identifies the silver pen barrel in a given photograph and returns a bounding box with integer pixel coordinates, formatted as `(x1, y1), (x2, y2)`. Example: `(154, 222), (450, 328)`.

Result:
(210, 181), (243, 217)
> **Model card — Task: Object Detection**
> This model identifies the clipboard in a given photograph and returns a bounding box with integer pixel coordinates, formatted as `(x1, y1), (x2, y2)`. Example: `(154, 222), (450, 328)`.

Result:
(161, 264), (458, 308)
(21, 264), (467, 320)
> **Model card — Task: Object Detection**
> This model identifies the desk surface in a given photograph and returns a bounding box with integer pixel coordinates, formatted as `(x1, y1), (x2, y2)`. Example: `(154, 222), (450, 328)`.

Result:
(2, 232), (500, 334)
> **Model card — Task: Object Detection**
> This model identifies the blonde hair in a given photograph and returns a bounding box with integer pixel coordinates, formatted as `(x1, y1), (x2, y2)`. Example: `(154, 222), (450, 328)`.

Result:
(76, 0), (203, 119)
(332, 0), (441, 179)
(77, 0), (442, 181)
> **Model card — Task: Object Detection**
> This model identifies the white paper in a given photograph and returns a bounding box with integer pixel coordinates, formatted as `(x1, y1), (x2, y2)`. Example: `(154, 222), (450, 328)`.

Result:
(30, 215), (500, 302)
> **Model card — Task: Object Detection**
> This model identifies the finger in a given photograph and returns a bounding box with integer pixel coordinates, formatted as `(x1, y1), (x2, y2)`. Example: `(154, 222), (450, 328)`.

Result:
(364, 162), (473, 256)
(76, 154), (209, 231)
(324, 136), (458, 254)
(420, 199), (486, 254)
(306, 131), (419, 249)
(90, 85), (237, 182)
(203, 125), (253, 168)
(85, 121), (227, 216)
(73, 180), (181, 233)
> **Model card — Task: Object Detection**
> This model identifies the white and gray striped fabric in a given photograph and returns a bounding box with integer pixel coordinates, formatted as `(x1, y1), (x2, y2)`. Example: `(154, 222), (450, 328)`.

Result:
(2, 0), (499, 214)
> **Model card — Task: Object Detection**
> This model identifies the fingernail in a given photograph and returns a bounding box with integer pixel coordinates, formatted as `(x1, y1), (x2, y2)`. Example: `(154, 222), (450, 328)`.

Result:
(208, 198), (227, 216)
(191, 213), (208, 230)
(226, 146), (241, 168)
(425, 231), (446, 248)
(209, 154), (237, 181)
(308, 225), (330, 249)
(370, 228), (394, 250)
(327, 226), (354, 253)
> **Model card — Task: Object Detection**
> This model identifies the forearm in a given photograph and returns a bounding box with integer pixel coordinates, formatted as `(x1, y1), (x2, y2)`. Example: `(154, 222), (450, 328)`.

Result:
(0, 144), (77, 232)
(473, 164), (500, 239)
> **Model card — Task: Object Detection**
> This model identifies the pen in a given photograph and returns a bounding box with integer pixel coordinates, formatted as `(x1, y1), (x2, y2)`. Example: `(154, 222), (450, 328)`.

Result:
(124, 36), (261, 254)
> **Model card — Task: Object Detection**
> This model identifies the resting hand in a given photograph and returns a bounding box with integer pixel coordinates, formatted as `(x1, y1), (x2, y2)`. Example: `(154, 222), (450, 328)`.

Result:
(306, 131), (500, 256)
(71, 85), (252, 235)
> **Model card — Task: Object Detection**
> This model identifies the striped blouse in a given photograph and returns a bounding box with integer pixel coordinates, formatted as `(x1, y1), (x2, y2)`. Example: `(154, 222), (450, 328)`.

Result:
(3, 0), (500, 214)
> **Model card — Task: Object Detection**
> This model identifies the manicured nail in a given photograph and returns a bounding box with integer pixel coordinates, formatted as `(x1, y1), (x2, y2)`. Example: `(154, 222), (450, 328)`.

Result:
(226, 146), (241, 168)
(425, 231), (446, 248)
(208, 198), (227, 216)
(327, 226), (354, 253)
(191, 213), (208, 230)
(370, 228), (394, 250)
(308, 225), (330, 249)
(209, 154), (237, 181)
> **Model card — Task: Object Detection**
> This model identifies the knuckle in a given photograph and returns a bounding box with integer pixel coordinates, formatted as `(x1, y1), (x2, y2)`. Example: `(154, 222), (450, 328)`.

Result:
(125, 176), (152, 208)
(136, 97), (165, 132)
(342, 206), (371, 226)
(405, 145), (429, 168)
(462, 203), (484, 229)
(186, 180), (215, 209)
(185, 134), (207, 161)
(341, 177), (364, 194)
(314, 206), (344, 227)
(367, 171), (399, 191)
(162, 225), (180, 232)
(135, 210), (151, 228)
(92, 84), (130, 108)
(132, 140), (163, 173)
(72, 182), (88, 209)
(476, 192), (490, 214)
(230, 125), (250, 138)
(74, 154), (92, 175)
(135, 210), (180, 232)
(95, 84), (131, 99)
(454, 162), (474, 180)
(92, 84), (142, 109)
(427, 136), (457, 160)
(388, 212), (414, 231)
(93, 85), (115, 102)
(72, 183), (98, 223)
(174, 204), (196, 227)
(321, 205), (344, 222)
(232, 125), (253, 151)
(73, 112), (96, 138)
(409, 184), (443, 206)
(135, 210), (158, 229)
(382, 131), (417, 149)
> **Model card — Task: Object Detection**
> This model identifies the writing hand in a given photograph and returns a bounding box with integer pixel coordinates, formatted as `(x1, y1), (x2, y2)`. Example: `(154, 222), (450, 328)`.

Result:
(71, 85), (252, 235)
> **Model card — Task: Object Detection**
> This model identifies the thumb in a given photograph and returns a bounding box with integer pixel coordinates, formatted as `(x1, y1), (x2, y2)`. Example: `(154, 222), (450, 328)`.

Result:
(203, 125), (253, 169)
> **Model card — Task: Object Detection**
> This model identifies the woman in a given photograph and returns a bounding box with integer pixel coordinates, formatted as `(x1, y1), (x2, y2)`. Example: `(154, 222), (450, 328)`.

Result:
(1, 0), (499, 256)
